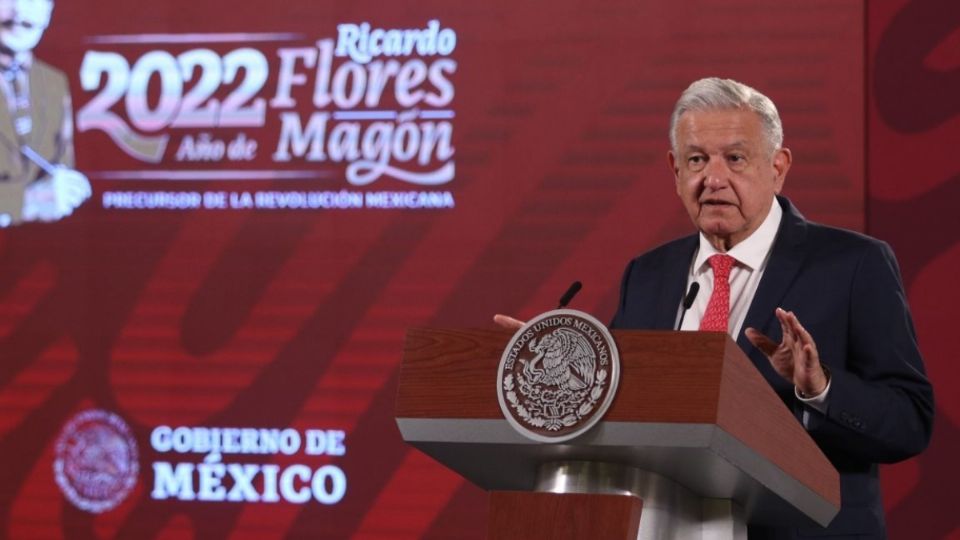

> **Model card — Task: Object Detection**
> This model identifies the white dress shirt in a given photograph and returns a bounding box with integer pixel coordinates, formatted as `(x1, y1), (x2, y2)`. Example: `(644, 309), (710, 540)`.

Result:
(676, 199), (829, 417)
(678, 199), (782, 336)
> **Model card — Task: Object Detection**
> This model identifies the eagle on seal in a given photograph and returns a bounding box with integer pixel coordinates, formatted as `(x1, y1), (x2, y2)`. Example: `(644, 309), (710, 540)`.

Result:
(521, 328), (596, 391)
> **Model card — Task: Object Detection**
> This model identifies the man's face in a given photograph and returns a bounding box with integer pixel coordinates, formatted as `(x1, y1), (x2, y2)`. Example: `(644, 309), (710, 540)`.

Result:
(668, 108), (791, 251)
(0, 0), (53, 55)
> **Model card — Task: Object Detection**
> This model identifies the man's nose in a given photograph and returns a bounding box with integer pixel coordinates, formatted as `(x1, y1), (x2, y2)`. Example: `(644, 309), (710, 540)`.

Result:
(702, 157), (729, 189)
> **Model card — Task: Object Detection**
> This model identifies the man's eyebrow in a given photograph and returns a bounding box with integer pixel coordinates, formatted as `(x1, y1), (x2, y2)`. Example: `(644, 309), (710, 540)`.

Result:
(681, 141), (750, 153)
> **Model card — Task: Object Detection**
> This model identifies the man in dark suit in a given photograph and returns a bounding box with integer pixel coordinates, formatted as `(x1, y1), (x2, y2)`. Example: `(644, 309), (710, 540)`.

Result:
(609, 78), (933, 538)
(0, 0), (91, 226)
(496, 77), (933, 538)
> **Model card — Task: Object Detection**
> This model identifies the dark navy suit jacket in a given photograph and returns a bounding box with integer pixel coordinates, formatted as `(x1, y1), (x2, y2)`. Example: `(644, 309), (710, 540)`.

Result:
(610, 196), (934, 539)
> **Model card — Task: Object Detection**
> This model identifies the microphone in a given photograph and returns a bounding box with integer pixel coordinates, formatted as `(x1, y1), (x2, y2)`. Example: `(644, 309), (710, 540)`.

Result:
(675, 282), (700, 330)
(557, 281), (583, 309)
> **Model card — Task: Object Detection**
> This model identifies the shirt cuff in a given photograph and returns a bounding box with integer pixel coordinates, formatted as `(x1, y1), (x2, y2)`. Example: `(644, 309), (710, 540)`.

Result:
(795, 377), (831, 415)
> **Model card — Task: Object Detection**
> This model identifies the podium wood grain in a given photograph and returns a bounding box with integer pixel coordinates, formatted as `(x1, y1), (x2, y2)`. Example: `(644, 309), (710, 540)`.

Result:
(397, 328), (840, 527)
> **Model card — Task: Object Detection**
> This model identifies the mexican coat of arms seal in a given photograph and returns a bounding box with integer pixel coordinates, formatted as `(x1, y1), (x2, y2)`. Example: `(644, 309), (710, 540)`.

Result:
(53, 409), (139, 513)
(497, 309), (620, 442)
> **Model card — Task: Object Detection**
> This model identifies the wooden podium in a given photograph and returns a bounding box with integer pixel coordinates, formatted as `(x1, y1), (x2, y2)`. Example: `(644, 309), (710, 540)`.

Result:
(396, 328), (840, 539)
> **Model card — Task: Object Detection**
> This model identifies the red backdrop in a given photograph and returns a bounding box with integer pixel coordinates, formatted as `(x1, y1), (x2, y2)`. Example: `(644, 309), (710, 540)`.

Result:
(0, 0), (954, 537)
(869, 1), (959, 538)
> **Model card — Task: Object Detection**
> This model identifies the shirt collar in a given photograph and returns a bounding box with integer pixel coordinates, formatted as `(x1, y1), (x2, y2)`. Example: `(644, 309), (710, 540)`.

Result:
(0, 52), (33, 72)
(693, 198), (783, 273)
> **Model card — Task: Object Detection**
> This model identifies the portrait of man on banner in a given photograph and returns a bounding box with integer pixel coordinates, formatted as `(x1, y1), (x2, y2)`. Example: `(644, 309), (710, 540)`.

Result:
(0, 0), (91, 227)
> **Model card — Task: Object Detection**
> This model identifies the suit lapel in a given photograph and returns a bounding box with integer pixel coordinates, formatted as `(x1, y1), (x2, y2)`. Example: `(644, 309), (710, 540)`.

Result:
(736, 197), (810, 411)
(0, 87), (26, 181)
(736, 196), (809, 351)
(654, 234), (698, 329)
(27, 64), (49, 153)
(0, 85), (18, 150)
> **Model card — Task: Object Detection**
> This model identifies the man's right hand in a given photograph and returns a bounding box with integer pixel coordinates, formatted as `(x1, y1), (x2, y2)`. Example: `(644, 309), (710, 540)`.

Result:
(23, 167), (93, 222)
(493, 314), (525, 330)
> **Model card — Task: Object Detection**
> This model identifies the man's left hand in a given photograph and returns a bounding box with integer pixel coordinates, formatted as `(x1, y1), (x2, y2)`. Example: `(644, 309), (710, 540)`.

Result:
(745, 308), (829, 397)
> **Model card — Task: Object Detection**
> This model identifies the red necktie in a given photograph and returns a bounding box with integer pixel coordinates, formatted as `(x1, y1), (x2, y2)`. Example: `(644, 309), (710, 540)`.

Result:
(700, 254), (735, 332)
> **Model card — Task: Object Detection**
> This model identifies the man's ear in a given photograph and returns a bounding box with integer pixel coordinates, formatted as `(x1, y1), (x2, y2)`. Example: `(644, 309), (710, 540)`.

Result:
(772, 147), (792, 194)
(668, 150), (683, 196)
